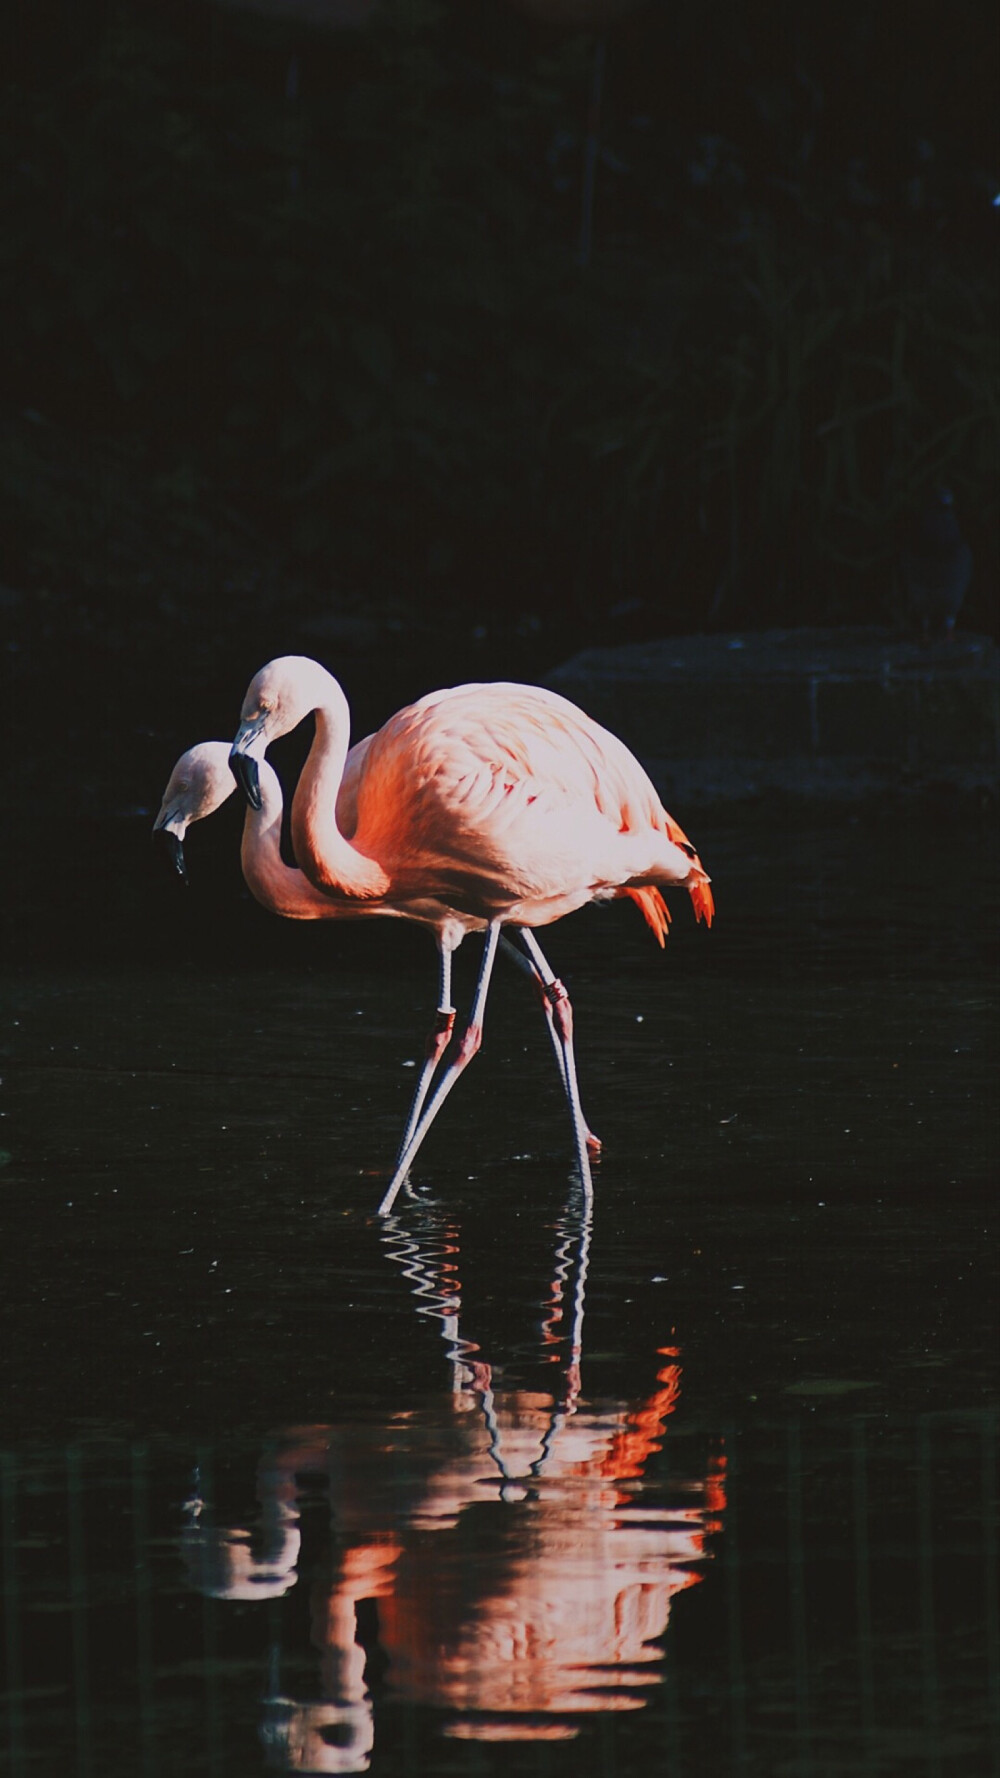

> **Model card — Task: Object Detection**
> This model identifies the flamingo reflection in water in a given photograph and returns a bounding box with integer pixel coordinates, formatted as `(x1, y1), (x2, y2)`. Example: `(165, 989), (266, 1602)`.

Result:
(180, 1191), (726, 1766)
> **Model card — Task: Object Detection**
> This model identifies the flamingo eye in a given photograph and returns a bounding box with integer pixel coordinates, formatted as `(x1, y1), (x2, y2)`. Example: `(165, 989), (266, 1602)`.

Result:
(679, 841), (697, 859)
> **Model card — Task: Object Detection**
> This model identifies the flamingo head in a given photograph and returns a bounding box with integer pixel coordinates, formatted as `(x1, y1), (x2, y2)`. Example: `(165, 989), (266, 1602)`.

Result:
(230, 655), (342, 810)
(153, 742), (237, 882)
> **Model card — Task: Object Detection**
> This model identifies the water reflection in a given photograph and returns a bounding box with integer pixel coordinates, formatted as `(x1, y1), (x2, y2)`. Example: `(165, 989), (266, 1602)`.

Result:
(178, 1188), (725, 1767)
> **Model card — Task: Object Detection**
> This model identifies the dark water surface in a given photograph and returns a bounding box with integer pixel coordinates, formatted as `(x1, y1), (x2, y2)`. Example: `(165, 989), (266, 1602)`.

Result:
(1, 807), (997, 1776)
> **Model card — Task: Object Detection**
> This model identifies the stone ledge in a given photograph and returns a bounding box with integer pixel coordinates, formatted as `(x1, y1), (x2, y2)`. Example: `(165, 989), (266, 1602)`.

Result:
(545, 628), (1000, 802)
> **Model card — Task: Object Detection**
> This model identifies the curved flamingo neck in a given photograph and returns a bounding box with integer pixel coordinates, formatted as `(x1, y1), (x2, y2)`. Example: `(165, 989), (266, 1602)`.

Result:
(240, 774), (292, 913)
(239, 765), (342, 919)
(291, 689), (389, 901)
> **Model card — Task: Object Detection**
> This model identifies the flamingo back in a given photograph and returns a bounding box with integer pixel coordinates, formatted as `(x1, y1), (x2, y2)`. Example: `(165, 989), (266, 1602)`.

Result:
(346, 683), (711, 928)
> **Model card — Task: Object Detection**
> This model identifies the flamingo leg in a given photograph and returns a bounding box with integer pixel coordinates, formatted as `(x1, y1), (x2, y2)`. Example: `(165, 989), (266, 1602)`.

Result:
(378, 921), (503, 1216)
(515, 928), (595, 1203)
(499, 935), (601, 1161)
(395, 942), (456, 1166)
(398, 936), (550, 1177)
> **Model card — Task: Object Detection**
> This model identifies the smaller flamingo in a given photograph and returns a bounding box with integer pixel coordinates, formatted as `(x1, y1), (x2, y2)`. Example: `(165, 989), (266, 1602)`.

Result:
(154, 742), (378, 921)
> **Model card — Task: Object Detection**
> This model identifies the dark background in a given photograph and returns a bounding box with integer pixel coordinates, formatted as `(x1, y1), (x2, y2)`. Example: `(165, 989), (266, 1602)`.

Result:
(2, 0), (997, 957)
(1, 19), (996, 1766)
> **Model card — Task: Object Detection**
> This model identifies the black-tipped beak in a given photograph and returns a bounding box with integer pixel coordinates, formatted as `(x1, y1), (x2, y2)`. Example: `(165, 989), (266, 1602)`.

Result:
(153, 825), (188, 884)
(229, 745), (262, 811)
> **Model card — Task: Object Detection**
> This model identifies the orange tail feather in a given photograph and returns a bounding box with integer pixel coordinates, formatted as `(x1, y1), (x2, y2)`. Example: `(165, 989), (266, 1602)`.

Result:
(624, 885), (672, 947)
(690, 880), (714, 927)
(663, 811), (694, 847)
(662, 812), (714, 927)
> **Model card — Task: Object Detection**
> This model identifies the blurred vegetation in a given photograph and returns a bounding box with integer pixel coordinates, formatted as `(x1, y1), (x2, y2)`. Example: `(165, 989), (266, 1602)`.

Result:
(2, 0), (997, 685)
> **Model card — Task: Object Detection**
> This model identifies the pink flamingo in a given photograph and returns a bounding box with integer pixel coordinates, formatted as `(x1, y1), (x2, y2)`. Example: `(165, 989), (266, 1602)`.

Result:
(228, 658), (714, 1214)
(153, 741), (604, 1161)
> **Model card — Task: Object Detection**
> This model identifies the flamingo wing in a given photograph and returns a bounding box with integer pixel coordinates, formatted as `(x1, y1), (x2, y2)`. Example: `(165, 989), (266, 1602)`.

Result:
(347, 684), (711, 928)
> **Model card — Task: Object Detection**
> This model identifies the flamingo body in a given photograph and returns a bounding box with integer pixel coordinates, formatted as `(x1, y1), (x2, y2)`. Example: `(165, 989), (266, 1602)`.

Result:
(234, 659), (713, 937)
(347, 681), (708, 930)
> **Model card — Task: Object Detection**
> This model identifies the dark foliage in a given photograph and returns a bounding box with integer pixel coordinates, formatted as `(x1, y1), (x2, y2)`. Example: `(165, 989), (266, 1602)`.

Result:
(2, 0), (997, 684)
